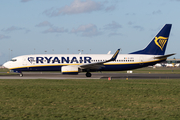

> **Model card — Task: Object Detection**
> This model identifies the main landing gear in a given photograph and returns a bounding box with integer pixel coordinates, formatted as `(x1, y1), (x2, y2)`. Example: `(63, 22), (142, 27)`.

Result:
(86, 72), (92, 77)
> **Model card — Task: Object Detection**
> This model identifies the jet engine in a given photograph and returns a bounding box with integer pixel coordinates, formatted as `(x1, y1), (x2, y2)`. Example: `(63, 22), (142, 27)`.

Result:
(61, 65), (80, 75)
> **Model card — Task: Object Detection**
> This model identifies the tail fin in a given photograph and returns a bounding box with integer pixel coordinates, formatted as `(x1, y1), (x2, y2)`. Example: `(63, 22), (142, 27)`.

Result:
(130, 24), (172, 55)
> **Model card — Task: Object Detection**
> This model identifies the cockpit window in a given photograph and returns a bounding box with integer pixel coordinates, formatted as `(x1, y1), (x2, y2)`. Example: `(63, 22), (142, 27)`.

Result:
(10, 59), (17, 62)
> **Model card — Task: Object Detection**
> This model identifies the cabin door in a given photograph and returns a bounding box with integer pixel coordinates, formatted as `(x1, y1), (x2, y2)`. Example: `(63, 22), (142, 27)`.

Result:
(22, 57), (27, 66)
(139, 56), (144, 65)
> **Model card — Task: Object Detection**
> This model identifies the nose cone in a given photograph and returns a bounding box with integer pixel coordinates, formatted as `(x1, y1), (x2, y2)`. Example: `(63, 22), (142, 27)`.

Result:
(2, 62), (10, 69)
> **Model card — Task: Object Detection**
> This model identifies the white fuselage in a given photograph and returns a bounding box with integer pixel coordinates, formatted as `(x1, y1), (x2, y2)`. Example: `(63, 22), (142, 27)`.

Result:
(3, 54), (164, 72)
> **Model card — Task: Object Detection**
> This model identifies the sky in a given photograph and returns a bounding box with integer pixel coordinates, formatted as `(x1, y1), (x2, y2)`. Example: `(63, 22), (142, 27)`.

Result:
(0, 0), (180, 64)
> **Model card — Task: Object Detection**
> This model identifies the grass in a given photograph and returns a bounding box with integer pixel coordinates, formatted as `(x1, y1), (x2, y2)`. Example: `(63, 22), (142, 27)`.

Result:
(0, 79), (180, 119)
(0, 68), (18, 76)
(0, 68), (9, 72)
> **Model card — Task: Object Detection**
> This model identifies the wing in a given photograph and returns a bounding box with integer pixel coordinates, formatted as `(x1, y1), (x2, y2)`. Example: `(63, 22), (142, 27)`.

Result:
(79, 49), (120, 70)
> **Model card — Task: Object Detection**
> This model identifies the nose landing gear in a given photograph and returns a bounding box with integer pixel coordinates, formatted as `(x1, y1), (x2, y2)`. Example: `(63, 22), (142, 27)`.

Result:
(19, 73), (23, 77)
(19, 72), (23, 77)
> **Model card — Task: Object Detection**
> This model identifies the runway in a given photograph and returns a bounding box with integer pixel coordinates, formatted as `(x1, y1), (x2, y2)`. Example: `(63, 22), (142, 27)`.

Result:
(1, 72), (180, 79)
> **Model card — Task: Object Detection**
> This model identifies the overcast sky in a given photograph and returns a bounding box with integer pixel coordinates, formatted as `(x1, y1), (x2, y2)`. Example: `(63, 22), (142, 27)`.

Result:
(0, 0), (180, 64)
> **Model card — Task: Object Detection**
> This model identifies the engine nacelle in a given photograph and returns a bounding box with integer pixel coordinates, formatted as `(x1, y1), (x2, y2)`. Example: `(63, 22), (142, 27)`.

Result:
(61, 65), (80, 75)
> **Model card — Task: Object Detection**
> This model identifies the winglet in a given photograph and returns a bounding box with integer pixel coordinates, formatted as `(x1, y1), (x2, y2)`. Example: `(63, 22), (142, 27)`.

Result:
(107, 49), (120, 62)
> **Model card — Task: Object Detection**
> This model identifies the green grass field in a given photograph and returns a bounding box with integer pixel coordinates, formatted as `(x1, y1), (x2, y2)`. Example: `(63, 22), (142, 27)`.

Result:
(0, 79), (180, 119)
(0, 68), (9, 72)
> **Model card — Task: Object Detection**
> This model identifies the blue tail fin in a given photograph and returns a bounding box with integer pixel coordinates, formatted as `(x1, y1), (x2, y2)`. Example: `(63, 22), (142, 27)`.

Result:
(130, 24), (172, 55)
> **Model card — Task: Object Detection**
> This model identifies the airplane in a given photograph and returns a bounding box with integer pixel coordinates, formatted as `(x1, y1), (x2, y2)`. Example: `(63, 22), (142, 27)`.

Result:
(3, 24), (175, 77)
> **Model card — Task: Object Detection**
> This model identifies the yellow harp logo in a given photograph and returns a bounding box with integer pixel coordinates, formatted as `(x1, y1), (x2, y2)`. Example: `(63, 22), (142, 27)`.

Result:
(154, 36), (168, 51)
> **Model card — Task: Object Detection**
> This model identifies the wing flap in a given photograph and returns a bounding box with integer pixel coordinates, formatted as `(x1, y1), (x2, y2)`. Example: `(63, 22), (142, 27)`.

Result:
(79, 62), (105, 69)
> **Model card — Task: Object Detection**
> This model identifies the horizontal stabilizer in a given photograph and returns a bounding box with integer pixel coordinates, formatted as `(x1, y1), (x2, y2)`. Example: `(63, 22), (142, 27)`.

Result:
(154, 53), (176, 59)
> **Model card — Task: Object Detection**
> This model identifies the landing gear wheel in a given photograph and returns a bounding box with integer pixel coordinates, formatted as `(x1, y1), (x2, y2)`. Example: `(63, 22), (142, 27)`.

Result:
(20, 73), (23, 77)
(86, 72), (92, 77)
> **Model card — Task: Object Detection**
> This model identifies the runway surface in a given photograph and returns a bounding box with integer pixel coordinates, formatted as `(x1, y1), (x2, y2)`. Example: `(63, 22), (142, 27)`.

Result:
(1, 72), (180, 79)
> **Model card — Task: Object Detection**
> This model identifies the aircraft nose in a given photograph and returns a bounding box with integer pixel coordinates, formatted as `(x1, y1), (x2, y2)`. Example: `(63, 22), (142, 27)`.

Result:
(2, 63), (7, 68)
(2, 62), (10, 69)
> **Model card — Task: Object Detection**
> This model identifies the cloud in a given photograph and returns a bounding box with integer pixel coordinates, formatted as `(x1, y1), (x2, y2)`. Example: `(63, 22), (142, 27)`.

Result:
(108, 32), (123, 37)
(21, 0), (32, 3)
(127, 21), (135, 26)
(36, 21), (68, 34)
(104, 21), (122, 31)
(36, 21), (52, 27)
(2, 26), (24, 32)
(71, 24), (101, 37)
(43, 27), (68, 33)
(133, 26), (144, 31)
(103, 21), (123, 37)
(0, 34), (10, 40)
(105, 5), (116, 12)
(152, 10), (162, 15)
(125, 13), (135, 16)
(2, 26), (30, 33)
(44, 0), (104, 16)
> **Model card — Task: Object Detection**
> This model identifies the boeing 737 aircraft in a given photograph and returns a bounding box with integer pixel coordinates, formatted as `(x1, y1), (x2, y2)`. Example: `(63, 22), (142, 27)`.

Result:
(3, 24), (175, 77)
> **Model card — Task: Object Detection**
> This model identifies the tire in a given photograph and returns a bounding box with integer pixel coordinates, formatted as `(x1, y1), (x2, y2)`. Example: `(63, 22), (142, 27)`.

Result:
(86, 72), (92, 77)
(20, 74), (23, 77)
